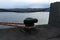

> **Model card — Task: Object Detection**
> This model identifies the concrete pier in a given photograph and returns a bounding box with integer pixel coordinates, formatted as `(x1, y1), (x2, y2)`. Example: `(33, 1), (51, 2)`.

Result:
(49, 2), (60, 27)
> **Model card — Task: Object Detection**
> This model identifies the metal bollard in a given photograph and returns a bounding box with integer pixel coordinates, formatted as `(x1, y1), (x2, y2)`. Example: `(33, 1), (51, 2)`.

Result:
(23, 18), (38, 33)
(24, 18), (38, 27)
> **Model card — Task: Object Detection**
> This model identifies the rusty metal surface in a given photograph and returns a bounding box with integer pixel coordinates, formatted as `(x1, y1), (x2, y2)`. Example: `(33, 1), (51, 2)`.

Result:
(0, 22), (35, 28)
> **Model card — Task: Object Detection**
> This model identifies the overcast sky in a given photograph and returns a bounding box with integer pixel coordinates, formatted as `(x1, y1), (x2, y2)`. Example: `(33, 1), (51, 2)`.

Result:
(0, 0), (60, 8)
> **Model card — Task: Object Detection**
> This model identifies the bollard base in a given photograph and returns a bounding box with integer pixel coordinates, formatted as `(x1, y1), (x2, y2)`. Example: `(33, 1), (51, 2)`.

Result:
(19, 27), (39, 34)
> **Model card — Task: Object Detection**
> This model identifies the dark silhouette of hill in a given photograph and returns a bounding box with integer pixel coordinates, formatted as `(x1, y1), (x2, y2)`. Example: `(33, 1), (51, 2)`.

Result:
(0, 8), (49, 12)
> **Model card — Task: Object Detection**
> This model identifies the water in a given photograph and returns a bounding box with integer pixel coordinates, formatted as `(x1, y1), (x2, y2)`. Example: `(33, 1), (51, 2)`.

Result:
(0, 12), (49, 29)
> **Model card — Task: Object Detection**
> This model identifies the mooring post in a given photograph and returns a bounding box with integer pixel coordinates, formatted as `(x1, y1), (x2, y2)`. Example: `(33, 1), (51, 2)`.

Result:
(21, 18), (38, 33)
(24, 18), (38, 28)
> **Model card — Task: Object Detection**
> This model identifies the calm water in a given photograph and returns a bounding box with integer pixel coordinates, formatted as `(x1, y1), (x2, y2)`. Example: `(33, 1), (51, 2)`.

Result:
(0, 12), (49, 29)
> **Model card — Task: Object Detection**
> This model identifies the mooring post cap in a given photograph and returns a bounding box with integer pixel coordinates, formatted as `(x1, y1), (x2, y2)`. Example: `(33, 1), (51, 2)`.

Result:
(24, 18), (38, 23)
(24, 18), (38, 26)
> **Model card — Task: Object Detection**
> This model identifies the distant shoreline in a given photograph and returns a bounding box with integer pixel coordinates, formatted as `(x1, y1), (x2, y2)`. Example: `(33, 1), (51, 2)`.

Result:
(0, 11), (49, 13)
(0, 8), (49, 13)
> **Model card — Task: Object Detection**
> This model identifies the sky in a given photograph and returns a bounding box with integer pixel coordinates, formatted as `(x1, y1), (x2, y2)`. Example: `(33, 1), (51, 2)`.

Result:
(0, 0), (60, 8)
(50, 0), (60, 3)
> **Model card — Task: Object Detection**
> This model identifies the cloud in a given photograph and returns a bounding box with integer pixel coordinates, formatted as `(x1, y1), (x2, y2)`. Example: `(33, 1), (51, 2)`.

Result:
(26, 3), (50, 8)
(14, 3), (50, 8)
(12, 0), (49, 3)
(49, 0), (60, 3)
(0, 0), (50, 8)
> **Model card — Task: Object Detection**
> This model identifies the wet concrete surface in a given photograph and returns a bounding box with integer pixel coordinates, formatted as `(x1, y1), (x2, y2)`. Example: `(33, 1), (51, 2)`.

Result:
(0, 25), (59, 40)
(48, 25), (60, 40)
(0, 25), (47, 40)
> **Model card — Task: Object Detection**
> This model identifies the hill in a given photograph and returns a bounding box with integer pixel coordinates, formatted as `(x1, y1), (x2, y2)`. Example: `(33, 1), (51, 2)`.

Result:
(0, 8), (50, 12)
